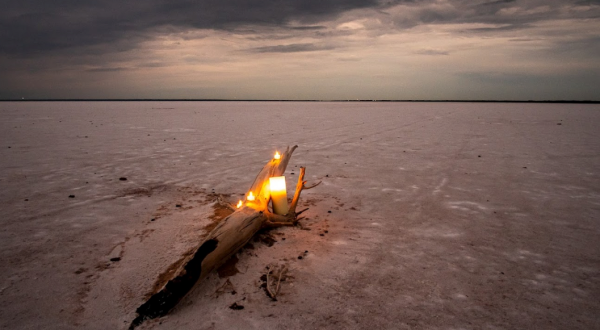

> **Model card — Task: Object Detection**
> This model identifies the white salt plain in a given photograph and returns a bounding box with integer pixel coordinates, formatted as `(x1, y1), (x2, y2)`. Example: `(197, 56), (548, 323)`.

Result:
(1, 101), (599, 329)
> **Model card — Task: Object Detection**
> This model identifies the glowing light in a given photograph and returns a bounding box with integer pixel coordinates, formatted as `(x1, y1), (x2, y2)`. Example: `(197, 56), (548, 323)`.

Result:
(247, 191), (255, 201)
(274, 151), (281, 160)
(269, 176), (289, 215)
(236, 200), (243, 208)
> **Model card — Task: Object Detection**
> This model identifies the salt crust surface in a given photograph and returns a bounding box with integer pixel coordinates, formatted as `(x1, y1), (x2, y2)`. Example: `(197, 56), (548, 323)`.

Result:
(1, 101), (599, 329)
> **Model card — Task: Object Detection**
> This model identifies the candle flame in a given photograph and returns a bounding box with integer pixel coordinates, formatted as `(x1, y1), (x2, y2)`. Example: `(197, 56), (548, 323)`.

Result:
(269, 176), (287, 191)
(247, 191), (255, 201)
(236, 200), (243, 208)
(274, 151), (281, 160)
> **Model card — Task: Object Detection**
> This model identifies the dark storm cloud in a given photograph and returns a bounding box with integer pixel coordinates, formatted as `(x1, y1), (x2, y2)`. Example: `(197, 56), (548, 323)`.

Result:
(0, 0), (386, 57)
(1, 0), (599, 58)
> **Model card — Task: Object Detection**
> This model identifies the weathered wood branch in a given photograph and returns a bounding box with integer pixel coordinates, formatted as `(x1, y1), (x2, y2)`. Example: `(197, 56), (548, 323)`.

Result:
(130, 145), (315, 329)
(289, 167), (321, 216)
(265, 264), (287, 301)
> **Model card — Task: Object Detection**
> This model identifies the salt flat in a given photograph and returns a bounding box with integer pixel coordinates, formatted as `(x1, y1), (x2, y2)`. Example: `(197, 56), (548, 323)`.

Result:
(1, 101), (599, 329)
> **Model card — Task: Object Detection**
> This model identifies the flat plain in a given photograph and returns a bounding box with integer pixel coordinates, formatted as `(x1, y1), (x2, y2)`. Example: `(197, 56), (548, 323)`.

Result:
(1, 101), (599, 329)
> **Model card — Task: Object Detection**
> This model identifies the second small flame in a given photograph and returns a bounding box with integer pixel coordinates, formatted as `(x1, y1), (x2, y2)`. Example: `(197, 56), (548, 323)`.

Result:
(236, 200), (243, 208)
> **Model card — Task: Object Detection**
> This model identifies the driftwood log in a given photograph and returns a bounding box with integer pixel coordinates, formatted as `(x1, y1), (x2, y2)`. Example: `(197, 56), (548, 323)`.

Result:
(130, 145), (319, 329)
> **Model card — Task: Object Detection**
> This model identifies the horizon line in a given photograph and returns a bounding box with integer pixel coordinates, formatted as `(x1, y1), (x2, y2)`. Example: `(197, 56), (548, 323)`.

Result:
(1, 99), (598, 104)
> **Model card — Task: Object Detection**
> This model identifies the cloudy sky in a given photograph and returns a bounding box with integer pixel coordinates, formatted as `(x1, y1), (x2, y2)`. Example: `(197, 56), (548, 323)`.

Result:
(1, 0), (599, 100)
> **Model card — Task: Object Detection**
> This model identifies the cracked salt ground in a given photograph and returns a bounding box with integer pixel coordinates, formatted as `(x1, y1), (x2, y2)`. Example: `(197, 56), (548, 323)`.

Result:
(1, 101), (600, 329)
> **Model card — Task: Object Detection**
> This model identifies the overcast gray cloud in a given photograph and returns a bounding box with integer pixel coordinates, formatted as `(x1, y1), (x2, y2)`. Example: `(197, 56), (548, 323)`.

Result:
(248, 42), (336, 53)
(0, 0), (387, 56)
(389, 0), (600, 30)
(0, 0), (599, 100)
(2, 0), (597, 57)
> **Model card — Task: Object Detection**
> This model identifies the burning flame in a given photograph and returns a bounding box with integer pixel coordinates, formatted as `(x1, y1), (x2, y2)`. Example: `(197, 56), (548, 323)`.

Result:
(274, 151), (281, 160)
(236, 200), (243, 208)
(247, 191), (255, 201)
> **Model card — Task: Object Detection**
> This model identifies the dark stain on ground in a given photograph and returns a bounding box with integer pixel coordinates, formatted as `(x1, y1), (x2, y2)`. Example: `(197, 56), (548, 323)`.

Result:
(204, 195), (234, 233)
(217, 255), (240, 278)
(121, 184), (168, 198)
(254, 232), (277, 247)
(229, 302), (244, 310)
(74, 267), (87, 275)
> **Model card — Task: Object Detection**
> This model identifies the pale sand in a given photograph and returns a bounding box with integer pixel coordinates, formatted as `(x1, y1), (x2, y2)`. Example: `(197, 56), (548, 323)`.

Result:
(1, 101), (599, 329)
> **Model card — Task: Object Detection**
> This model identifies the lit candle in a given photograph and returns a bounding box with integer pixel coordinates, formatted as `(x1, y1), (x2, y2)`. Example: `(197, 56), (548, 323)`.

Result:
(269, 176), (289, 215)
(247, 191), (255, 201)
(274, 151), (281, 160)
(236, 200), (243, 208)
